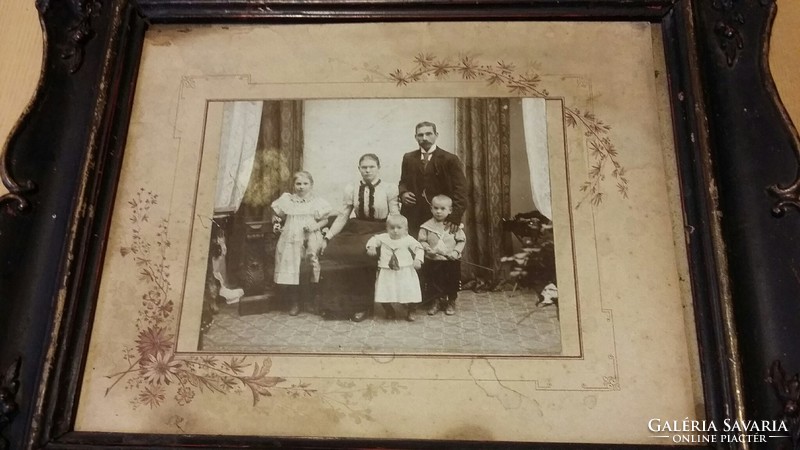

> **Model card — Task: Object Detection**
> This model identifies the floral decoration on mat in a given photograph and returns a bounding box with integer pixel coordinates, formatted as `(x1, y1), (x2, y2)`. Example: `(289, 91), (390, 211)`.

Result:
(105, 189), (406, 420)
(384, 54), (628, 207)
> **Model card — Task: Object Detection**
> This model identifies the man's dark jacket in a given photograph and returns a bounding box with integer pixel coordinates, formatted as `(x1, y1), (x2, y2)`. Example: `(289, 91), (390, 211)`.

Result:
(398, 148), (468, 229)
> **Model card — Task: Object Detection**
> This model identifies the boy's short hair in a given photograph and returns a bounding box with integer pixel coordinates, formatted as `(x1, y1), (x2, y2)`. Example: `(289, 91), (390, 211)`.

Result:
(386, 214), (408, 228)
(430, 195), (453, 208)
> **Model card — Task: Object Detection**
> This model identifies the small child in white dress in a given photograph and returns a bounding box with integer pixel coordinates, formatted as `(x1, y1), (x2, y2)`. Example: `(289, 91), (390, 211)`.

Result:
(366, 214), (424, 321)
(272, 171), (332, 316)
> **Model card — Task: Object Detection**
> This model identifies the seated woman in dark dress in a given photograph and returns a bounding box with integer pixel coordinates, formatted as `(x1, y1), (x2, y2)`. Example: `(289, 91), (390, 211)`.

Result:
(318, 153), (399, 321)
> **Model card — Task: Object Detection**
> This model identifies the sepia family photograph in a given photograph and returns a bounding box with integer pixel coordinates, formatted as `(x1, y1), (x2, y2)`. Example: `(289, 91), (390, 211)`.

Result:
(197, 98), (561, 355)
(69, 23), (705, 442)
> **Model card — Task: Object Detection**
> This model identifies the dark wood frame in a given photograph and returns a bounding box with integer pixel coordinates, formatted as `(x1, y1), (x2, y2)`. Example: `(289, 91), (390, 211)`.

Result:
(1, 0), (799, 448)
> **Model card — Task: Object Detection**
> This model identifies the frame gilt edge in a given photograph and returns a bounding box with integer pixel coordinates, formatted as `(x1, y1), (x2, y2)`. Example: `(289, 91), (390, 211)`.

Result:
(758, 2), (800, 217)
(0, 0), (107, 217)
(681, 0), (750, 444)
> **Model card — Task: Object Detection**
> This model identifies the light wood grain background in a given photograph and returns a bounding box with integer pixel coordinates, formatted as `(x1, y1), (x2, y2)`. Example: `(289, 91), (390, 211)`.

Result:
(1, 1), (799, 198)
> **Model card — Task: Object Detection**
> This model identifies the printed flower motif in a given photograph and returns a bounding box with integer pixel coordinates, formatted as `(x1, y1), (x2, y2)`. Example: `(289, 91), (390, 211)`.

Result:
(175, 386), (195, 406)
(457, 56), (478, 79)
(135, 326), (173, 358)
(141, 352), (181, 385)
(109, 190), (407, 416)
(138, 384), (166, 408)
(386, 54), (626, 207)
(389, 69), (409, 86)
(157, 300), (174, 318)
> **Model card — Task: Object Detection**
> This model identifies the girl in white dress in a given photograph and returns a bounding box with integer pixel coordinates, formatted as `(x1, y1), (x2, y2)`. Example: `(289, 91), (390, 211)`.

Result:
(366, 214), (424, 321)
(272, 171), (332, 315)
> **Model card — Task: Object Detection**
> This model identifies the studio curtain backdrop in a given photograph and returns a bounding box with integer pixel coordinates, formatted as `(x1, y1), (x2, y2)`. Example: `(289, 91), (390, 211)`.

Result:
(214, 101), (263, 214)
(231, 100), (304, 291)
(455, 98), (512, 281)
(239, 100), (304, 218)
(521, 98), (551, 220)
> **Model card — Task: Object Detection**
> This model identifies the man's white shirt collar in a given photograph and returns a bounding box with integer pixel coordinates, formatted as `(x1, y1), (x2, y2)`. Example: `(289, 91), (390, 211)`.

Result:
(420, 145), (439, 159)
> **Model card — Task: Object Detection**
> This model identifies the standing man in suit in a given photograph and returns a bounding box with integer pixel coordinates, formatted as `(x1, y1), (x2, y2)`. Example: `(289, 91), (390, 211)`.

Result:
(399, 121), (468, 235)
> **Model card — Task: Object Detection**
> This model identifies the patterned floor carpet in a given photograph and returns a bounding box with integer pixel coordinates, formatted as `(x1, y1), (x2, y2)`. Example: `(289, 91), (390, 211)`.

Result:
(200, 289), (561, 356)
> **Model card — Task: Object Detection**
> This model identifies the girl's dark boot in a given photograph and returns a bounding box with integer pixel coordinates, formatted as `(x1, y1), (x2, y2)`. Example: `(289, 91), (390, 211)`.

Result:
(382, 303), (396, 320)
(406, 304), (416, 322)
(304, 283), (320, 315)
(287, 286), (300, 316)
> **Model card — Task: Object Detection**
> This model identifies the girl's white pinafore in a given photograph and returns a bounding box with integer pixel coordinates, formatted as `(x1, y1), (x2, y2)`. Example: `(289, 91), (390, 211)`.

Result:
(271, 193), (331, 285)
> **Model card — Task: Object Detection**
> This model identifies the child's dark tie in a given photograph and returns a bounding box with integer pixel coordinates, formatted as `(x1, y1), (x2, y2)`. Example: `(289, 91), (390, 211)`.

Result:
(388, 247), (400, 270)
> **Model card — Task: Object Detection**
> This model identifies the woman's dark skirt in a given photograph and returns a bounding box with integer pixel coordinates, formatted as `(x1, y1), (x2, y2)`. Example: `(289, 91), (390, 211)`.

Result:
(318, 219), (384, 318)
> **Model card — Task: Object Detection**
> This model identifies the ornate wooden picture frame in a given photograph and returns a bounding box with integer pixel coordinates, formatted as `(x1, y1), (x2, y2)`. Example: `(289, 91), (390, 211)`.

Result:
(1, 0), (800, 448)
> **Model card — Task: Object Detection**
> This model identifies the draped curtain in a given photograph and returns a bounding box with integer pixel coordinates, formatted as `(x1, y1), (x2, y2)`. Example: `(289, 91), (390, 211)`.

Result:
(214, 101), (264, 214)
(521, 98), (552, 220)
(456, 98), (512, 281)
(238, 100), (304, 219)
(230, 100), (304, 292)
